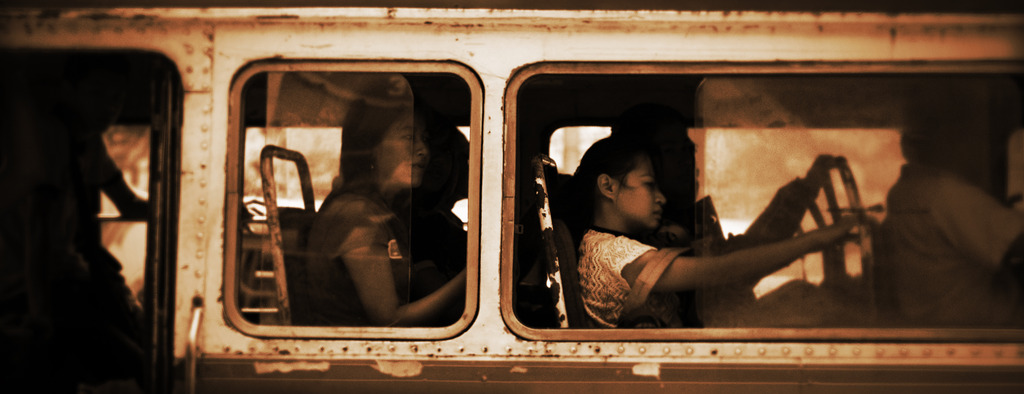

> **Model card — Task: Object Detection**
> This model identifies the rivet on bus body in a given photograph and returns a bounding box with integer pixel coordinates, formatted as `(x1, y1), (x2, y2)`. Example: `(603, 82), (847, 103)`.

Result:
(899, 348), (909, 356)
(663, 347), (670, 355)
(320, 347), (325, 353)
(853, 348), (861, 356)
(201, 124), (209, 132)
(224, 346), (230, 353)
(734, 348), (742, 355)
(804, 348), (813, 356)
(569, 346), (577, 354)
(971, 348), (981, 356)
(204, 47), (214, 56)
(593, 346), (600, 354)
(197, 232), (204, 239)
(638, 347), (646, 354)
(995, 349), (1003, 357)
(923, 349), (932, 357)
(527, 347), (535, 353)
(202, 67), (210, 75)
(436, 347), (442, 353)
(196, 251), (204, 259)
(201, 141), (208, 149)
(617, 346), (625, 354)
(199, 198), (206, 205)
(782, 347), (791, 355)
(481, 346), (488, 353)
(387, 345), (395, 352)
(198, 216), (206, 224)
(876, 348), (885, 356)
(294, 346), (300, 353)
(686, 347), (694, 355)
(505, 346), (512, 353)
(947, 348), (956, 356)
(410, 345), (418, 353)
(186, 66), (193, 74)
(341, 346), (348, 352)
(757, 348), (766, 356)
(829, 348), (837, 356)
(199, 179), (207, 187)
(459, 346), (465, 353)
(194, 270), (201, 278)
(184, 44), (194, 54)
(203, 104), (212, 114)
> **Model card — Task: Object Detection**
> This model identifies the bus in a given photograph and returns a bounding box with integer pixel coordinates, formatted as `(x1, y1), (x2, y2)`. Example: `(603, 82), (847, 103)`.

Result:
(2, 1), (1023, 393)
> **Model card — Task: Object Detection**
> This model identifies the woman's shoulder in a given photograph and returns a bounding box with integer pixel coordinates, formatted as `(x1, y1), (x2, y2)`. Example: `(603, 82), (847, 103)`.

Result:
(319, 192), (389, 217)
(581, 229), (655, 260)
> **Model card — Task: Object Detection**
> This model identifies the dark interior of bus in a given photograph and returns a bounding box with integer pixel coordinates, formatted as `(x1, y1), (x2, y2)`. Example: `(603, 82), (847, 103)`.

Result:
(1, 50), (181, 391)
(511, 72), (1024, 329)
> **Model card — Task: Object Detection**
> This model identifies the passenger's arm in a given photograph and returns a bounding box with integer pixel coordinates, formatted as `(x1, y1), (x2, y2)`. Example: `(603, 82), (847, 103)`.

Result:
(622, 217), (857, 292)
(340, 232), (465, 327)
(390, 269), (466, 326)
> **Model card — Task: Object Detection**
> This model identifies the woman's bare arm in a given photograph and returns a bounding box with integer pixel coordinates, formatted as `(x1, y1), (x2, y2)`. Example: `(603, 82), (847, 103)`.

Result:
(342, 241), (465, 326)
(622, 217), (858, 292)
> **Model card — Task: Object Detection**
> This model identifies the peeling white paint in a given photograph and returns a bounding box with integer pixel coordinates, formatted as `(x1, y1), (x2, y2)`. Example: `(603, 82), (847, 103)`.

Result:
(632, 363), (661, 379)
(509, 365), (529, 373)
(372, 360), (424, 378)
(253, 361), (330, 374)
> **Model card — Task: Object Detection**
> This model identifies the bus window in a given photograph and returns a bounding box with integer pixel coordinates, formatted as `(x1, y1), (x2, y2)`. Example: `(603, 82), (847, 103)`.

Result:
(510, 70), (1023, 335)
(0, 51), (179, 389)
(229, 63), (477, 336)
(549, 126), (611, 175)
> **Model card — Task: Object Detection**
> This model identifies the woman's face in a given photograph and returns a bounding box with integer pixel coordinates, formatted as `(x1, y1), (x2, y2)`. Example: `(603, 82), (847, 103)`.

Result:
(611, 155), (666, 235)
(375, 113), (430, 190)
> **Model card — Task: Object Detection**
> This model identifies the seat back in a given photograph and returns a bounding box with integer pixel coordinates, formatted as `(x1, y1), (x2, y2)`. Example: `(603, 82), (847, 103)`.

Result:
(257, 145), (317, 325)
(532, 154), (589, 328)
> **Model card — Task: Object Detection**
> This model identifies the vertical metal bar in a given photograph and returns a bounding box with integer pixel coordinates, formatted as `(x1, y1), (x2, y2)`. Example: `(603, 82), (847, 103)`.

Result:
(259, 147), (292, 325)
(186, 304), (203, 394)
(533, 154), (569, 328)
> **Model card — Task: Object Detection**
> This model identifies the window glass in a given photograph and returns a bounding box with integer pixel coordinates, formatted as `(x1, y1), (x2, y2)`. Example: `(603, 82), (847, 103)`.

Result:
(516, 73), (1024, 331)
(549, 126), (611, 175)
(99, 123), (151, 301)
(237, 70), (471, 328)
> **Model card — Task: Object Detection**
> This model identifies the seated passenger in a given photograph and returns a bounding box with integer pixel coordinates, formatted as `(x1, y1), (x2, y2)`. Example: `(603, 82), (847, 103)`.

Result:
(610, 103), (699, 247)
(561, 137), (857, 328)
(877, 129), (1024, 327)
(302, 104), (466, 327)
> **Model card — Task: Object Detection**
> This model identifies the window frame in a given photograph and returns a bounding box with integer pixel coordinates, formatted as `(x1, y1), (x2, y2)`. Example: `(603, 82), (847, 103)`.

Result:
(500, 61), (1024, 342)
(225, 60), (482, 339)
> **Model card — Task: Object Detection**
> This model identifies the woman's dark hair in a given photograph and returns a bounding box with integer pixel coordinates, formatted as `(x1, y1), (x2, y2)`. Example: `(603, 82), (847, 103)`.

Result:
(611, 103), (693, 143)
(552, 136), (649, 246)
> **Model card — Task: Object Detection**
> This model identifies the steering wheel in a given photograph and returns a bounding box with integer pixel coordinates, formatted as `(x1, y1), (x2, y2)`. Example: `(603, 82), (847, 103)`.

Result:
(803, 155), (875, 308)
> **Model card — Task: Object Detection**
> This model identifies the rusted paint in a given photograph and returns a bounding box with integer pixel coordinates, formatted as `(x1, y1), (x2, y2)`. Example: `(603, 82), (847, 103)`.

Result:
(255, 14), (300, 20)
(632, 363), (660, 379)
(253, 361), (330, 374)
(372, 360), (424, 377)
